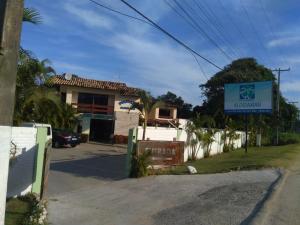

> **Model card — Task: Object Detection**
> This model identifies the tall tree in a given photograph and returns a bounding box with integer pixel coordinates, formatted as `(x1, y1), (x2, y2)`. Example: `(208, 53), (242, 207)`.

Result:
(14, 50), (55, 124)
(200, 58), (277, 128)
(199, 58), (299, 143)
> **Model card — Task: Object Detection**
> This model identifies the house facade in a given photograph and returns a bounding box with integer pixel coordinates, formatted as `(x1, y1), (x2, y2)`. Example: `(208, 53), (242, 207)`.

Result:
(51, 73), (180, 142)
(51, 74), (140, 142)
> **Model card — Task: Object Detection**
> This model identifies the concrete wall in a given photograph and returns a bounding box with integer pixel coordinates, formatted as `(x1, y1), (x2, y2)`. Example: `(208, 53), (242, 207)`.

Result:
(7, 127), (37, 197)
(32, 127), (47, 195)
(114, 111), (139, 136)
(0, 126), (12, 223)
(136, 126), (245, 162)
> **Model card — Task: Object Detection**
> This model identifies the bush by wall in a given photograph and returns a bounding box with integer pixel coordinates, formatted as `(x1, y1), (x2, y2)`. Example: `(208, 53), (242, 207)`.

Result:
(279, 132), (300, 145)
(6, 194), (48, 225)
(130, 150), (151, 178)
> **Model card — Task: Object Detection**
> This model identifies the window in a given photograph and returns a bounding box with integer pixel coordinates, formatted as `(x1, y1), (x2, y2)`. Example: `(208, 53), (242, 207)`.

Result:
(93, 95), (108, 105)
(78, 93), (93, 104)
(78, 93), (108, 105)
(61, 92), (66, 103)
(159, 108), (171, 118)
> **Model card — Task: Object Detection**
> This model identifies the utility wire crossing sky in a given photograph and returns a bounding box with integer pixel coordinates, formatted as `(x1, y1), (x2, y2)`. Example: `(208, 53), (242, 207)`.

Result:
(22, 0), (300, 106)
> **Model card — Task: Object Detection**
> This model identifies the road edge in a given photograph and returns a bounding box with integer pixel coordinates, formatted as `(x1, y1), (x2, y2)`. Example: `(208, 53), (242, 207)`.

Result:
(240, 168), (286, 225)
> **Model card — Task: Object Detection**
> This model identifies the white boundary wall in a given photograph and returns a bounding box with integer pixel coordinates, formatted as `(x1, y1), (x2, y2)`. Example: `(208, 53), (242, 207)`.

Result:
(137, 126), (245, 162)
(7, 127), (37, 197)
(0, 126), (12, 224)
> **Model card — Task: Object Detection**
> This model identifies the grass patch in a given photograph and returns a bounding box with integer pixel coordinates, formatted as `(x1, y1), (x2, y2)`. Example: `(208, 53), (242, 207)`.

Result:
(5, 198), (32, 225)
(164, 144), (300, 175)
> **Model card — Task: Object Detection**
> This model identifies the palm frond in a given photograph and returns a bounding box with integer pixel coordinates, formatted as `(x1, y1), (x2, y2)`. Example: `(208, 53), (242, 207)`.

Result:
(23, 8), (42, 24)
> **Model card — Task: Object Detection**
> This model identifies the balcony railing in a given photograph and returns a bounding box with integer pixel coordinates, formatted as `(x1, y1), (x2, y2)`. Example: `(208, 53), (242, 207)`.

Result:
(71, 103), (114, 114)
(158, 115), (174, 119)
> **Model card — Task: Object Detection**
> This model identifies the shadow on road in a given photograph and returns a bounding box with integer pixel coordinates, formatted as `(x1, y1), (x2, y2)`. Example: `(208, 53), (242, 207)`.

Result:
(50, 154), (127, 181)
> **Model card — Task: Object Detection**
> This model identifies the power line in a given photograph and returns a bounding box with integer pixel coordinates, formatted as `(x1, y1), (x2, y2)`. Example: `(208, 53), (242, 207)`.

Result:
(163, 0), (209, 81)
(258, 0), (289, 67)
(240, 0), (272, 65)
(216, 0), (252, 57)
(87, 0), (152, 26)
(190, 0), (241, 58)
(88, 0), (211, 81)
(190, 52), (208, 80)
(272, 67), (291, 145)
(171, 0), (233, 61)
(119, 0), (223, 70)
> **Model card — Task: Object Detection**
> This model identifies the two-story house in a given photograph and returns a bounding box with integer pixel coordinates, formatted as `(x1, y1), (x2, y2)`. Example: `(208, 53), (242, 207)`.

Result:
(51, 74), (141, 142)
(51, 73), (179, 142)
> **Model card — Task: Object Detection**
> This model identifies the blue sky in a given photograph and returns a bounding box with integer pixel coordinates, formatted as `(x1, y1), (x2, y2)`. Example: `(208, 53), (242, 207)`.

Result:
(22, 0), (300, 106)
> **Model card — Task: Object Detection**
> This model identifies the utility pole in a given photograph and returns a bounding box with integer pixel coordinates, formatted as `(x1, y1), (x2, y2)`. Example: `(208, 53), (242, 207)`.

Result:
(272, 68), (290, 145)
(0, 0), (23, 224)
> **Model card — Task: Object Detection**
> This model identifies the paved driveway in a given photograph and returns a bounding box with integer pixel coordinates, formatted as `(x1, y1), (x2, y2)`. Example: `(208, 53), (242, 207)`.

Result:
(48, 143), (127, 196)
(48, 143), (280, 225)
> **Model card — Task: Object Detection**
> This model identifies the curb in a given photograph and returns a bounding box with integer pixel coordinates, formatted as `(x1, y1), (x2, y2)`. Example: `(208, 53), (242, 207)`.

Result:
(240, 168), (286, 225)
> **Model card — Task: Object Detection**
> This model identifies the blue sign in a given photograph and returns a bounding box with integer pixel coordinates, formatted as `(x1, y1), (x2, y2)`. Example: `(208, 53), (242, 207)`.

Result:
(224, 81), (273, 114)
(119, 100), (134, 110)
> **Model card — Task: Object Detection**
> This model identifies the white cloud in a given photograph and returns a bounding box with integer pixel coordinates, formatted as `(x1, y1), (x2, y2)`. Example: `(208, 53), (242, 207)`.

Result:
(106, 34), (214, 104)
(284, 55), (300, 66)
(52, 61), (109, 79)
(268, 36), (300, 48)
(282, 81), (300, 93)
(64, 3), (113, 29)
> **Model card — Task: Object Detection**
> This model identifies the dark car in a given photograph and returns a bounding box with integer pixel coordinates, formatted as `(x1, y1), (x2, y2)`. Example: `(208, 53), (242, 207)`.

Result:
(52, 129), (81, 148)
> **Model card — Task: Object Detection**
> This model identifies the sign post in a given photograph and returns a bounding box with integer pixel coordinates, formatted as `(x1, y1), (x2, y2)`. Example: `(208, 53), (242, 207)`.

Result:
(224, 81), (273, 152)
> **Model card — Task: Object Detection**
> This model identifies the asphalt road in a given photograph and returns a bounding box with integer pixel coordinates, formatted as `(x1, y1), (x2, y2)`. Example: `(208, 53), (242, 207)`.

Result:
(251, 154), (300, 225)
(48, 143), (279, 225)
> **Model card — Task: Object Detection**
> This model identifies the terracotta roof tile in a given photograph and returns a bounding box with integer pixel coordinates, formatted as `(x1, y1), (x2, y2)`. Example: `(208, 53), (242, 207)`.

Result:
(50, 74), (140, 97)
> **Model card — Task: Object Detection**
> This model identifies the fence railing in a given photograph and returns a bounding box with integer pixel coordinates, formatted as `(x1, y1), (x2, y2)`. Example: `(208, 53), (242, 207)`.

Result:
(71, 103), (114, 114)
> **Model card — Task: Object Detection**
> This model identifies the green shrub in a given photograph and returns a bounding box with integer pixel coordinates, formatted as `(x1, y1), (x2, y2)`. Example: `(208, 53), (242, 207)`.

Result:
(130, 150), (151, 178)
(6, 194), (48, 225)
(279, 132), (300, 145)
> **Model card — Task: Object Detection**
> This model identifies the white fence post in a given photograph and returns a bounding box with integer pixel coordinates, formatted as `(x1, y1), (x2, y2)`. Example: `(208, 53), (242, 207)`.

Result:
(0, 126), (12, 224)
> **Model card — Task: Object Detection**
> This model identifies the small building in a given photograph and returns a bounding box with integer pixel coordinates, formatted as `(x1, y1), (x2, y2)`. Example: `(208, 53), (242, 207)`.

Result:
(148, 105), (178, 127)
(51, 74), (141, 142)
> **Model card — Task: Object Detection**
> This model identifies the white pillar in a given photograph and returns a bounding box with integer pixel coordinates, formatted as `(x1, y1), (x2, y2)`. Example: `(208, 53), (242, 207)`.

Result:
(0, 126), (12, 224)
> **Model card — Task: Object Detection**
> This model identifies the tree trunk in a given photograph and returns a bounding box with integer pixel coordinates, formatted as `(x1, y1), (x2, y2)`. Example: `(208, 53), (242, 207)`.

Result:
(142, 118), (147, 140)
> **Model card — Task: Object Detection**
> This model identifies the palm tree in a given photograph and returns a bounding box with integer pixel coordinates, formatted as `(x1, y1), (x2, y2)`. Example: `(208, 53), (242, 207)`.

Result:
(130, 91), (164, 140)
(22, 87), (61, 126)
(58, 103), (78, 130)
(14, 53), (56, 125)
(23, 8), (42, 24)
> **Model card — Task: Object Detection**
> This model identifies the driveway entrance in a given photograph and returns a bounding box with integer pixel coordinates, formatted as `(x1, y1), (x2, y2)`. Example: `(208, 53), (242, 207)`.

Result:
(48, 143), (127, 195)
(47, 144), (280, 225)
